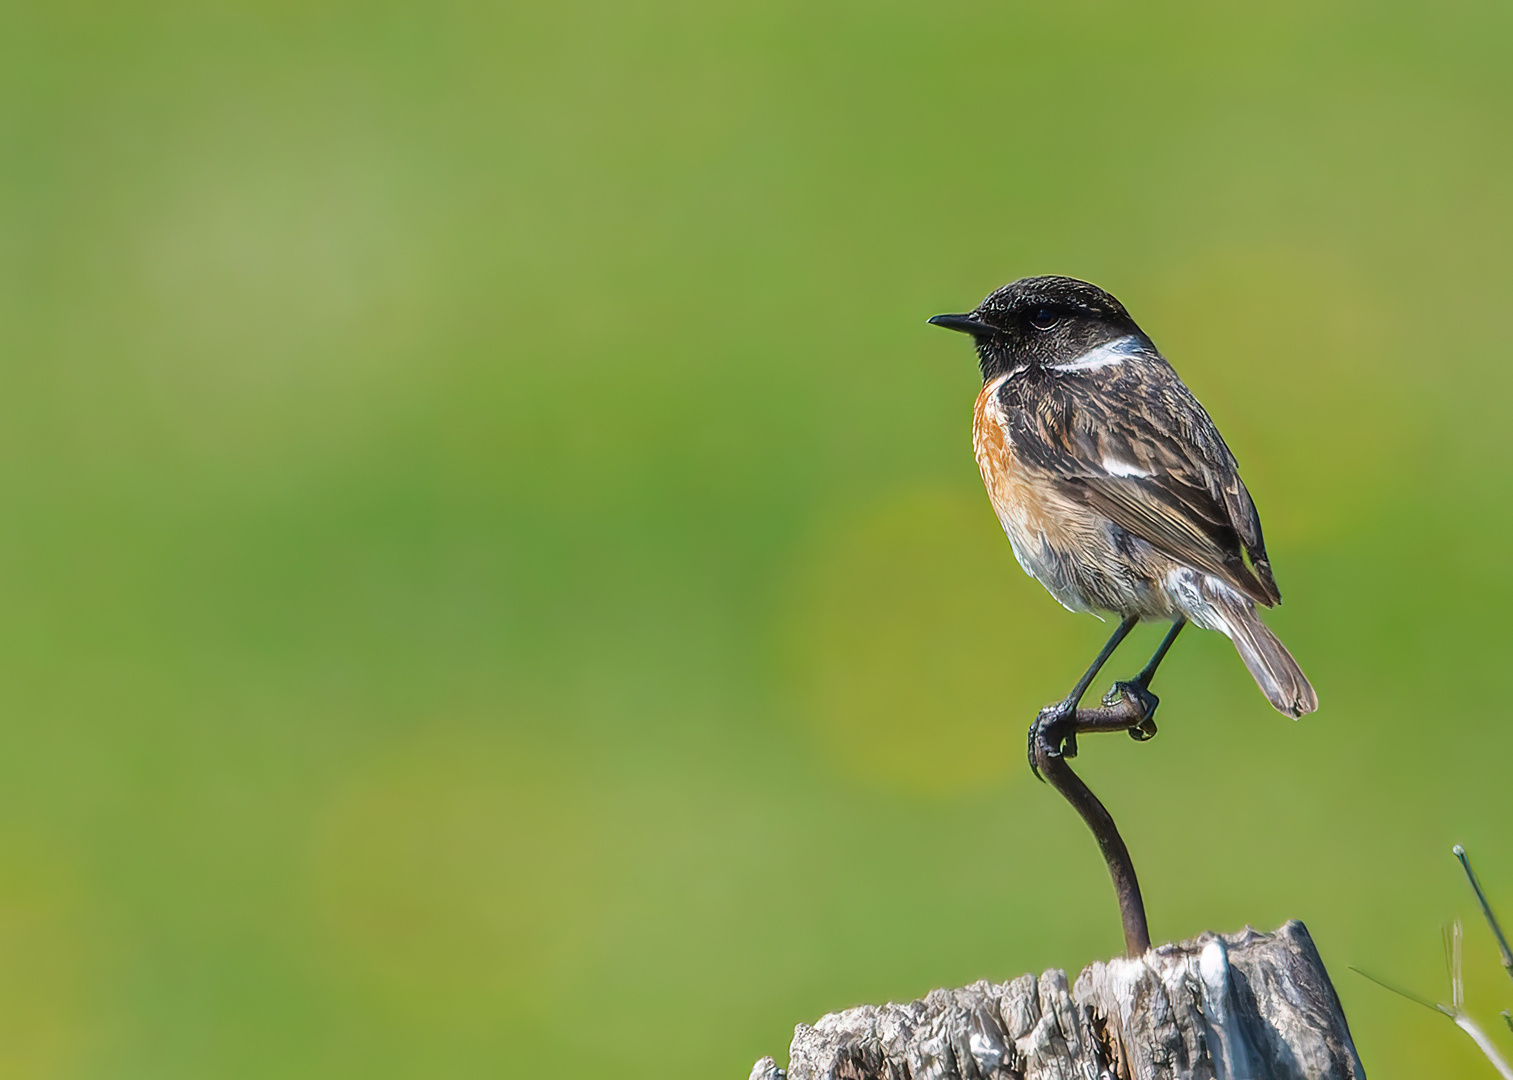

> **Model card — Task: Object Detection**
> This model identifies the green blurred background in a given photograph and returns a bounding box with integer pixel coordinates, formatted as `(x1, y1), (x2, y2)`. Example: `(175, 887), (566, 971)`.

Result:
(1, 1), (1511, 1076)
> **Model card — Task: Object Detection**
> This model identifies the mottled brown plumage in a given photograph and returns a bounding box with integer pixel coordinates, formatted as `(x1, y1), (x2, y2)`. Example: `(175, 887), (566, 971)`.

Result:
(991, 340), (1278, 608)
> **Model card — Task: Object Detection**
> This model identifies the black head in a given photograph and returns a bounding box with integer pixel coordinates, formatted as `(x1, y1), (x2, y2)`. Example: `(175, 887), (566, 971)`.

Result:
(929, 276), (1146, 382)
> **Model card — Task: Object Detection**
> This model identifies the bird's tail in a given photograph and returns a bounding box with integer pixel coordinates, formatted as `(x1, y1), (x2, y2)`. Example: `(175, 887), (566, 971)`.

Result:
(1211, 593), (1318, 718)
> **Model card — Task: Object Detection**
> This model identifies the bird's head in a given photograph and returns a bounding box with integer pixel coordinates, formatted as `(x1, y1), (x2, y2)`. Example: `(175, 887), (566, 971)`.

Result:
(929, 276), (1145, 382)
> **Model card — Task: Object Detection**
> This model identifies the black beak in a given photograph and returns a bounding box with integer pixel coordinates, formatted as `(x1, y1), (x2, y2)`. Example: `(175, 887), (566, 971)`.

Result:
(927, 313), (997, 337)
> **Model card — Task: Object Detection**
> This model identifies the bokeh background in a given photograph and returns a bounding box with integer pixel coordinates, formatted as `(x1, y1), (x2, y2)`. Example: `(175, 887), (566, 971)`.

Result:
(1, 1), (1511, 1076)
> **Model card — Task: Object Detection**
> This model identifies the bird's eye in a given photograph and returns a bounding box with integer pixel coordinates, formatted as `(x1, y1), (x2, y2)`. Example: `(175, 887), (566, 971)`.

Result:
(1029, 308), (1060, 331)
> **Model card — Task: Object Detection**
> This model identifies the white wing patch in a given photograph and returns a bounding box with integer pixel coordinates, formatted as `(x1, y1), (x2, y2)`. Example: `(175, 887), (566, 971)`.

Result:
(1049, 334), (1142, 372)
(1101, 456), (1153, 478)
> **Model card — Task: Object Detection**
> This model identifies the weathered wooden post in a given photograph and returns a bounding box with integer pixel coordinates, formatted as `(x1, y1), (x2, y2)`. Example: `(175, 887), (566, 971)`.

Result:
(749, 697), (1365, 1079)
(749, 922), (1363, 1080)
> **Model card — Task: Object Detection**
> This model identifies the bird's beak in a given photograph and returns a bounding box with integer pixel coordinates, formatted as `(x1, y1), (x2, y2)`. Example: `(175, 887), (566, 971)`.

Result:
(927, 313), (997, 337)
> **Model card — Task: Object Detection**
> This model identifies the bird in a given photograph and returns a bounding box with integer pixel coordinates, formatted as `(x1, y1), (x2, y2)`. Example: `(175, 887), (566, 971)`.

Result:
(928, 276), (1317, 767)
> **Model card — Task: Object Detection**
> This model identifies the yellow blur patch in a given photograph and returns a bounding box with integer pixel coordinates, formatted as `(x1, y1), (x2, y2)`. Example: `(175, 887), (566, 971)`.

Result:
(0, 836), (94, 1080)
(783, 487), (1089, 796)
(309, 729), (614, 1026)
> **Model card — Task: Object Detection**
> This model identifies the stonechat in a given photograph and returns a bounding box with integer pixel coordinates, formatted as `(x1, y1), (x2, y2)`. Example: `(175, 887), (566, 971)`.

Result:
(930, 276), (1317, 765)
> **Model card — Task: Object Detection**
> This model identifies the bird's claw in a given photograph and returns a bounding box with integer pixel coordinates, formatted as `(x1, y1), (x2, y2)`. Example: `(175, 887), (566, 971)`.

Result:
(1027, 702), (1077, 781)
(1104, 680), (1160, 742)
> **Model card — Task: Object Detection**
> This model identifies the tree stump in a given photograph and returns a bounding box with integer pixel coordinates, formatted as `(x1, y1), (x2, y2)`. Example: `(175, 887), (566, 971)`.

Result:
(748, 921), (1364, 1080)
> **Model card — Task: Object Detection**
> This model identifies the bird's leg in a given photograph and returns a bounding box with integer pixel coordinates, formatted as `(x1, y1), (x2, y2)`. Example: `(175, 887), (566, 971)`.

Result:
(1104, 618), (1186, 742)
(1029, 615), (1138, 777)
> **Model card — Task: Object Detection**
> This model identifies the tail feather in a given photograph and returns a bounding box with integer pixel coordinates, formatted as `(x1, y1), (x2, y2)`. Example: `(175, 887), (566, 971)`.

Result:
(1213, 595), (1318, 718)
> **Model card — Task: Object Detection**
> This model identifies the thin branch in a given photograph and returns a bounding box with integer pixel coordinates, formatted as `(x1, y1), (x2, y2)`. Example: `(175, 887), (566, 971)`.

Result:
(1351, 923), (1513, 1080)
(1445, 921), (1465, 1012)
(1348, 966), (1445, 1015)
(1454, 1015), (1513, 1080)
(1455, 845), (1513, 986)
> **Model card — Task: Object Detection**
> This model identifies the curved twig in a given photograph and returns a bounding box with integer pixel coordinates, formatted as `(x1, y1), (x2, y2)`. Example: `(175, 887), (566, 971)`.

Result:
(1030, 695), (1152, 957)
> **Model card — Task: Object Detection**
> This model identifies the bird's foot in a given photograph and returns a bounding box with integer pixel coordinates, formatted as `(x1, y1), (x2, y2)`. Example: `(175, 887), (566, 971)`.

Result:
(1104, 680), (1159, 742)
(1027, 701), (1078, 781)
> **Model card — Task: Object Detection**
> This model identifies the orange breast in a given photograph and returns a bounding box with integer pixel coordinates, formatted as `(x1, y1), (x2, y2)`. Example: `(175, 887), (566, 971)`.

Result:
(975, 378), (1040, 537)
(973, 378), (1084, 552)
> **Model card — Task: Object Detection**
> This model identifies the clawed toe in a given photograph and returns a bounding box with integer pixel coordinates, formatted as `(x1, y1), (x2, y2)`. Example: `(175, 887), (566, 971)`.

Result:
(1104, 680), (1160, 742)
(1127, 717), (1157, 742)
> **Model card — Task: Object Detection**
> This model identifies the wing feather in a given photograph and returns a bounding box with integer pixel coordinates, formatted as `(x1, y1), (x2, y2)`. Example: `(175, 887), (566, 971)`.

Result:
(1001, 348), (1281, 606)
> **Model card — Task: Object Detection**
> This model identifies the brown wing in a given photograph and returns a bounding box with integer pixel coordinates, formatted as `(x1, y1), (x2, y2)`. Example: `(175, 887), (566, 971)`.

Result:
(1000, 351), (1281, 607)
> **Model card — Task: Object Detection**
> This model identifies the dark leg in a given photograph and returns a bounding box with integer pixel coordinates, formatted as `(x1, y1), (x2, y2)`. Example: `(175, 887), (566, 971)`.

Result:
(1028, 615), (1138, 776)
(1135, 617), (1185, 686)
(1105, 618), (1186, 742)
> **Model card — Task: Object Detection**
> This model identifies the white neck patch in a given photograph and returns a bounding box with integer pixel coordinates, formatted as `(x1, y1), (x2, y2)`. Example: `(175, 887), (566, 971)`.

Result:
(1049, 334), (1142, 372)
